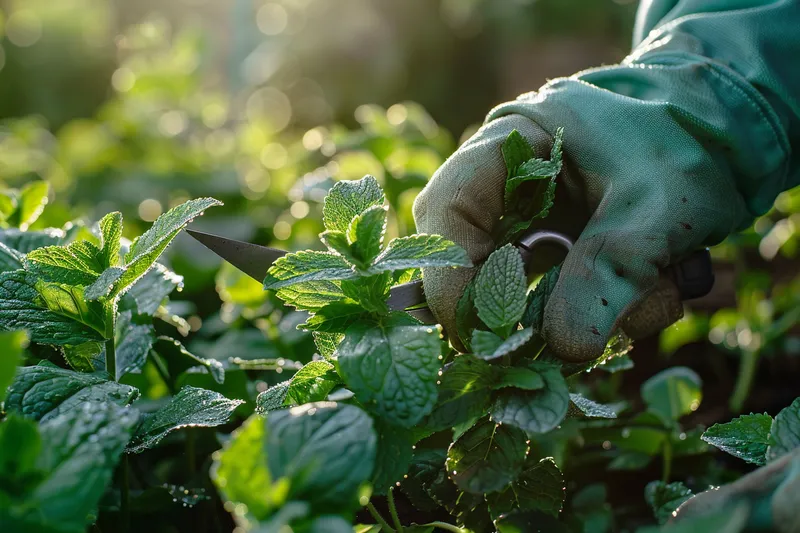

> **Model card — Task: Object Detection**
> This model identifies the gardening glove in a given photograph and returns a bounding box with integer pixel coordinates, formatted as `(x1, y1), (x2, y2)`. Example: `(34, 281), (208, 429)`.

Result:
(414, 0), (800, 361)
(671, 447), (800, 533)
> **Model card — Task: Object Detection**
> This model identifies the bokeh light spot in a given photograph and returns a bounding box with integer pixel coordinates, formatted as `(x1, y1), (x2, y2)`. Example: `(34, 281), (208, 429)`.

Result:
(302, 128), (324, 151)
(260, 143), (288, 169)
(257, 3), (288, 36)
(138, 199), (163, 222)
(111, 68), (136, 92)
(7, 10), (42, 48)
(290, 201), (309, 219)
(273, 220), (292, 240)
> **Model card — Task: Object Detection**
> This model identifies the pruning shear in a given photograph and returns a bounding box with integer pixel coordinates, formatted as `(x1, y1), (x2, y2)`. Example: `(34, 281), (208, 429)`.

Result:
(187, 228), (715, 325)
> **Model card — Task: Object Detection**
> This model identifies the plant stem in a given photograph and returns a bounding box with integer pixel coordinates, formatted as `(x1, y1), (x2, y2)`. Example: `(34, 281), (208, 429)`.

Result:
(730, 350), (759, 413)
(661, 437), (673, 483)
(105, 309), (117, 381)
(366, 502), (395, 533)
(387, 489), (403, 532)
(120, 454), (130, 533)
(424, 522), (466, 533)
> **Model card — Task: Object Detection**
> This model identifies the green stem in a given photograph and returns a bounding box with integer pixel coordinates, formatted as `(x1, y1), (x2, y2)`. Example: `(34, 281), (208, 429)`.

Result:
(366, 502), (395, 533)
(120, 454), (130, 533)
(662, 437), (673, 483)
(105, 306), (117, 381)
(151, 353), (176, 394)
(423, 522), (466, 533)
(387, 489), (403, 532)
(730, 350), (759, 413)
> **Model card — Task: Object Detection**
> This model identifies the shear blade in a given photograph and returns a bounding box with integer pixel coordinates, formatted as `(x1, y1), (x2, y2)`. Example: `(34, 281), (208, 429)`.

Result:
(187, 229), (287, 283)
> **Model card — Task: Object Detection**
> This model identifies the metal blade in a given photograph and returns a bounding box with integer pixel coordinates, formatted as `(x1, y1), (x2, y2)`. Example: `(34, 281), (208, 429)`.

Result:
(187, 229), (287, 282)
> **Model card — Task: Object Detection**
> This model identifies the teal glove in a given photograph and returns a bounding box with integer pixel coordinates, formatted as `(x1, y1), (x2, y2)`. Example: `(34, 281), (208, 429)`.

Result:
(414, 0), (800, 361)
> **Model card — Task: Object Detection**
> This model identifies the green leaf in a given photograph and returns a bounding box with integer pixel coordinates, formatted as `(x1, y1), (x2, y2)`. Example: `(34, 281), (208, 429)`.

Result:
(16, 181), (50, 230)
(83, 267), (124, 301)
(369, 235), (471, 273)
(491, 364), (569, 434)
(372, 419), (415, 494)
(641, 367), (702, 421)
(0, 271), (105, 345)
(455, 279), (480, 351)
(313, 331), (344, 359)
(277, 280), (345, 312)
(283, 360), (341, 406)
(62, 342), (103, 373)
(212, 415), (278, 521)
(501, 130), (535, 175)
(569, 393), (618, 419)
(153, 336), (225, 384)
(323, 176), (385, 233)
(348, 204), (388, 267)
(320, 229), (358, 263)
(98, 211), (122, 268)
(265, 251), (357, 291)
(127, 386), (243, 453)
(255, 381), (290, 414)
(473, 327), (533, 360)
(521, 266), (560, 332)
(0, 330), (26, 403)
(0, 227), (64, 254)
(767, 397), (800, 461)
(701, 413), (772, 465)
(445, 417), (528, 494)
(635, 502), (749, 533)
(6, 365), (139, 422)
(31, 403), (138, 528)
(26, 242), (103, 286)
(400, 449), (447, 513)
(341, 273), (390, 314)
(114, 310), (156, 380)
(645, 481), (693, 525)
(116, 197), (221, 295)
(267, 402), (377, 507)
(0, 415), (43, 499)
(492, 366), (544, 391)
(338, 322), (443, 427)
(0, 241), (24, 273)
(474, 245), (527, 337)
(424, 354), (495, 432)
(299, 300), (369, 333)
(122, 262), (183, 315)
(486, 457), (564, 518)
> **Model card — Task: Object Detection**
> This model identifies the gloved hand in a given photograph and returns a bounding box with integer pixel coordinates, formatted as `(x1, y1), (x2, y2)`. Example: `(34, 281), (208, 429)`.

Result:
(671, 447), (800, 533)
(413, 0), (799, 361)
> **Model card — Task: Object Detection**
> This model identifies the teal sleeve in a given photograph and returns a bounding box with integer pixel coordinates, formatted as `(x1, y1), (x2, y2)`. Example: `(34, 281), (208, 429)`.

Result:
(488, 0), (800, 222)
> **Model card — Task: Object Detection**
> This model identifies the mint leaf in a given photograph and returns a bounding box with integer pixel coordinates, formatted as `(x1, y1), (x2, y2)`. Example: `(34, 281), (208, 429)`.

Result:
(473, 327), (533, 360)
(13, 181), (50, 230)
(369, 234), (471, 273)
(0, 331), (26, 403)
(338, 322), (443, 427)
(501, 130), (535, 175)
(701, 413), (772, 465)
(62, 342), (103, 373)
(267, 402), (377, 507)
(521, 265), (560, 332)
(153, 336), (225, 384)
(84, 266), (124, 301)
(641, 367), (702, 421)
(98, 211), (122, 268)
(116, 197), (221, 295)
(6, 365), (139, 422)
(122, 262), (183, 315)
(425, 354), (495, 432)
(26, 241), (103, 286)
(445, 417), (528, 494)
(255, 381), (291, 414)
(323, 176), (385, 233)
(491, 364), (569, 434)
(127, 386), (242, 453)
(0, 227), (64, 253)
(313, 331), (343, 359)
(767, 397), (800, 461)
(114, 310), (156, 380)
(277, 280), (345, 311)
(372, 419), (415, 494)
(264, 251), (357, 291)
(504, 128), (563, 210)
(283, 360), (340, 406)
(486, 457), (564, 519)
(299, 300), (368, 332)
(341, 273), (390, 314)
(31, 403), (138, 528)
(492, 366), (544, 391)
(320, 229), (357, 263)
(0, 271), (105, 345)
(348, 204), (387, 267)
(645, 481), (693, 525)
(569, 393), (618, 419)
(456, 279), (480, 351)
(474, 245), (527, 337)
(212, 415), (276, 521)
(400, 449), (447, 513)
